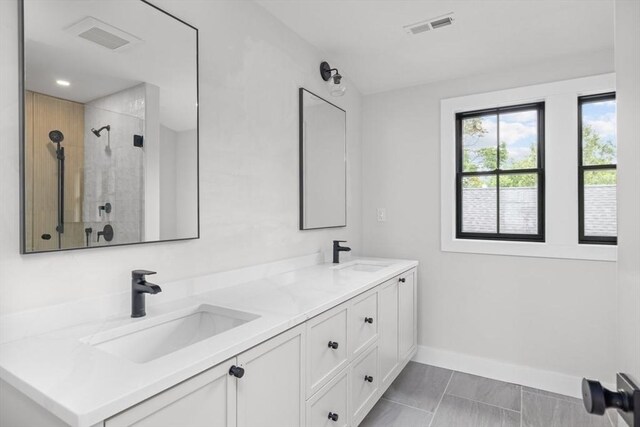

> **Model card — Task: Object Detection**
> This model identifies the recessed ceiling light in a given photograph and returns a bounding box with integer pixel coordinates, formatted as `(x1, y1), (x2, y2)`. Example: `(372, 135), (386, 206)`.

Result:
(56, 80), (70, 87)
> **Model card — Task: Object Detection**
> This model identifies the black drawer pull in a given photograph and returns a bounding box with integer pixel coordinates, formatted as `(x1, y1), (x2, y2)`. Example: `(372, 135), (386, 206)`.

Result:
(328, 412), (339, 422)
(328, 341), (339, 350)
(399, 277), (406, 283)
(229, 365), (245, 378)
(364, 375), (374, 383)
(364, 317), (374, 324)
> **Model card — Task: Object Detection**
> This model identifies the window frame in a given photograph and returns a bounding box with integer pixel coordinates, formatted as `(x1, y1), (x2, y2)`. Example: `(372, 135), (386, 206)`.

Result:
(455, 102), (546, 242)
(577, 92), (617, 245)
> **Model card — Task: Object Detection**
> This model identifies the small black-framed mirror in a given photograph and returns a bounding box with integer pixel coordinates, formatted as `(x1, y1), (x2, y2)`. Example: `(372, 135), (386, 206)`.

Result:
(299, 88), (347, 230)
(19, 0), (199, 253)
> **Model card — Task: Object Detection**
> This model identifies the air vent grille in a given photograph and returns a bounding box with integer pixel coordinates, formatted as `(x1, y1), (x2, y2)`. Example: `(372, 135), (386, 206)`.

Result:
(403, 13), (454, 35)
(66, 17), (141, 51)
(78, 27), (130, 50)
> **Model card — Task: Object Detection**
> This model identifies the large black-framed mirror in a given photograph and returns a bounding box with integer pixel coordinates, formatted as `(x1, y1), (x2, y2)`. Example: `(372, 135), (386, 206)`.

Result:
(299, 88), (347, 230)
(19, 0), (199, 253)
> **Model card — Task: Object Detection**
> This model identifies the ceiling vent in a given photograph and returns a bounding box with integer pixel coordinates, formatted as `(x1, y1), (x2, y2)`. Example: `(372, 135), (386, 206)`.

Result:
(66, 17), (142, 51)
(403, 13), (454, 35)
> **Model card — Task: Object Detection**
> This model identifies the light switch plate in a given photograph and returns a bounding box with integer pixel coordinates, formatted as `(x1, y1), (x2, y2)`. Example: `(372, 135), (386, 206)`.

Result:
(377, 208), (387, 222)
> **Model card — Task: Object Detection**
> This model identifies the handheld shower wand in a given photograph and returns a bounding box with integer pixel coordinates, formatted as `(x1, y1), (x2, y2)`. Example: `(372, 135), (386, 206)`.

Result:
(49, 130), (65, 249)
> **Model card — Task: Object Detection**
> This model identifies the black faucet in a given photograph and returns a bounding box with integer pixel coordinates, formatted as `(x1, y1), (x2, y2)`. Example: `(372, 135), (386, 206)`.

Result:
(131, 270), (162, 318)
(333, 240), (351, 264)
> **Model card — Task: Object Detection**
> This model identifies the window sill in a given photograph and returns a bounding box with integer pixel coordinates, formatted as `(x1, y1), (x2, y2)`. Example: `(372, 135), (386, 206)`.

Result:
(442, 238), (617, 262)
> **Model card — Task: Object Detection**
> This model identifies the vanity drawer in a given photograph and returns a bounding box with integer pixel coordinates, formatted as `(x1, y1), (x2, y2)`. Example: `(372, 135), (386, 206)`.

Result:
(351, 344), (379, 425)
(306, 368), (349, 427)
(350, 290), (378, 358)
(307, 304), (349, 397)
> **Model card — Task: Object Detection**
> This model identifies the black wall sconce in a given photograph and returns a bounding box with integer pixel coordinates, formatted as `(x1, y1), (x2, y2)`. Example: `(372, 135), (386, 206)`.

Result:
(320, 61), (346, 97)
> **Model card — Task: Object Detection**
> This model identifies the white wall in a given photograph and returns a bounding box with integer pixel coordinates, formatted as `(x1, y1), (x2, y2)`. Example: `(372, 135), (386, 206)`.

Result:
(615, 0), (640, 386)
(159, 125), (178, 239)
(0, 0), (362, 315)
(175, 129), (198, 238)
(362, 50), (618, 391)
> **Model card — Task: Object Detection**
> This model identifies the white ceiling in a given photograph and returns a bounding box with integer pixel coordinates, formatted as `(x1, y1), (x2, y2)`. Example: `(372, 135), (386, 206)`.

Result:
(256, 0), (615, 95)
(24, 0), (197, 132)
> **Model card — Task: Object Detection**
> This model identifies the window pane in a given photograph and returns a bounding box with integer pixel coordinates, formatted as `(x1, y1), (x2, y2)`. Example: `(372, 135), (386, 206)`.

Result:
(499, 110), (538, 170)
(462, 176), (497, 233)
(584, 169), (617, 237)
(499, 174), (538, 234)
(582, 99), (616, 166)
(462, 115), (497, 172)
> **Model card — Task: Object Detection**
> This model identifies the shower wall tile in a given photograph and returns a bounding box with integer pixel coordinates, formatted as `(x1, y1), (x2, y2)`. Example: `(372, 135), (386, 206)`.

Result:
(84, 84), (146, 247)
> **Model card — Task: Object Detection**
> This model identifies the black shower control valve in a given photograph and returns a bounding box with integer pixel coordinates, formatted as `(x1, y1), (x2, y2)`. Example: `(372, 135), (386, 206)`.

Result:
(97, 224), (114, 242)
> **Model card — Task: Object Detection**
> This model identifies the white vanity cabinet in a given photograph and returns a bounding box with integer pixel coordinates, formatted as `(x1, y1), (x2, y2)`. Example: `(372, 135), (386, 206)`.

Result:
(6, 266), (417, 427)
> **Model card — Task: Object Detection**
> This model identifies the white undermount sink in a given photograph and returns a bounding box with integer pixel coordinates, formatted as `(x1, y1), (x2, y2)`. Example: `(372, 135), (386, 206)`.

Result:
(332, 260), (392, 273)
(82, 304), (260, 363)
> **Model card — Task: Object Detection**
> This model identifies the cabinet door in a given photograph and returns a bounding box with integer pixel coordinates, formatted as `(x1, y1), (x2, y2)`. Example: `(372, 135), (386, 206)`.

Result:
(350, 290), (378, 359)
(105, 358), (237, 427)
(306, 368), (349, 427)
(398, 270), (417, 361)
(236, 324), (305, 427)
(306, 304), (349, 397)
(378, 278), (399, 389)
(351, 344), (378, 426)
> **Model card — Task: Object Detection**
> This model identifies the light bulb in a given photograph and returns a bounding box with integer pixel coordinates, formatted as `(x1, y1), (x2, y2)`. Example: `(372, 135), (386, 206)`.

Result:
(327, 74), (346, 97)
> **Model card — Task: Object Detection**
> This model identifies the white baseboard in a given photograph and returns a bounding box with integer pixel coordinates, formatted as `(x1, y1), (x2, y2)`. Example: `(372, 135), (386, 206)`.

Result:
(412, 345), (614, 399)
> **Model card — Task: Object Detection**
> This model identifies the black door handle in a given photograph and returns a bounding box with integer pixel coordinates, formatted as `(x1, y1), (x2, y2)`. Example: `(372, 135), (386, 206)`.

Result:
(399, 277), (406, 283)
(583, 379), (629, 415)
(327, 412), (339, 422)
(364, 317), (374, 324)
(328, 341), (339, 350)
(364, 375), (374, 383)
(582, 375), (639, 427)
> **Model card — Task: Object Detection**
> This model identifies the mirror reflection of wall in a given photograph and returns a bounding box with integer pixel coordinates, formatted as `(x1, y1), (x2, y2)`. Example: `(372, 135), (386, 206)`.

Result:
(299, 88), (347, 230)
(21, 0), (198, 253)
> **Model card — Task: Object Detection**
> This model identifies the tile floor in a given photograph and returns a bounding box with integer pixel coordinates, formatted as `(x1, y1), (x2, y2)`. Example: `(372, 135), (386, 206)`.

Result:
(360, 362), (617, 427)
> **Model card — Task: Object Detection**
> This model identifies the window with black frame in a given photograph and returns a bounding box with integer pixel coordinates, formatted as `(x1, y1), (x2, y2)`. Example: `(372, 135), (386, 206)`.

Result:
(578, 93), (617, 245)
(455, 103), (545, 241)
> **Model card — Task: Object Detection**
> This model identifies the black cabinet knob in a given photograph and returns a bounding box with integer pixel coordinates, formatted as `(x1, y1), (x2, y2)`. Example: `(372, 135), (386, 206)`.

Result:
(582, 378), (631, 415)
(328, 341), (339, 350)
(364, 375), (374, 383)
(399, 277), (406, 283)
(364, 317), (374, 324)
(229, 365), (245, 378)
(328, 412), (339, 422)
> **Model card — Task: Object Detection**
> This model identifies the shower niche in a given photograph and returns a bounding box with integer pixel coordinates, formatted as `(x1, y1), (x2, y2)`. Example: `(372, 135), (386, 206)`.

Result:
(19, 0), (199, 253)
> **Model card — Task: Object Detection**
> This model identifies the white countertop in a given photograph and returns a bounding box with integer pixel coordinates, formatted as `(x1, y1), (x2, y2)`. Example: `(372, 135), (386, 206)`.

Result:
(0, 256), (417, 427)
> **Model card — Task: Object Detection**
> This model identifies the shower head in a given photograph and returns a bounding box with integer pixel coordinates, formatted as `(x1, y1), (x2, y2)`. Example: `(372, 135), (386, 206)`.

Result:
(91, 125), (111, 137)
(49, 130), (64, 144)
